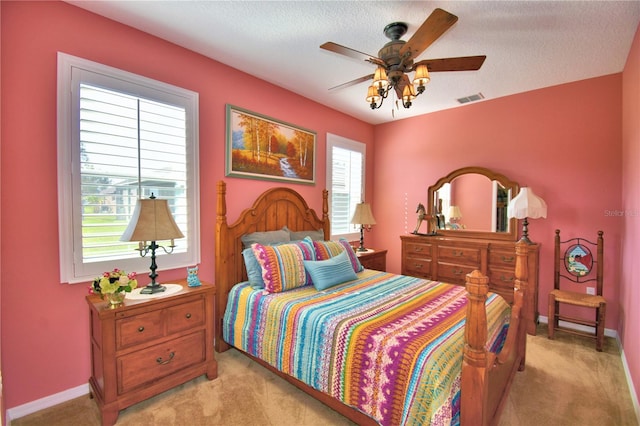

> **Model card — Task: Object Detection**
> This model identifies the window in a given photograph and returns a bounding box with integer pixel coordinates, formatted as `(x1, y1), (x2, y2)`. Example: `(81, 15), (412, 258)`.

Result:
(57, 53), (200, 283)
(326, 133), (366, 240)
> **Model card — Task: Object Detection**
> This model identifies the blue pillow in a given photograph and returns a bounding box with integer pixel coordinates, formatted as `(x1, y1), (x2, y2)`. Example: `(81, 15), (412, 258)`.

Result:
(304, 251), (358, 291)
(242, 247), (265, 288)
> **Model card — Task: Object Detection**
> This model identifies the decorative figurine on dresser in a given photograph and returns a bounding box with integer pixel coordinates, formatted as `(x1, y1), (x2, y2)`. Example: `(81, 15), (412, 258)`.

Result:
(401, 166), (540, 336)
(187, 265), (201, 287)
(412, 202), (437, 235)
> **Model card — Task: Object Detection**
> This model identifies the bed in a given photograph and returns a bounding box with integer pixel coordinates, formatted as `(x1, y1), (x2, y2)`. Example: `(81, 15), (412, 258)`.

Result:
(214, 181), (528, 426)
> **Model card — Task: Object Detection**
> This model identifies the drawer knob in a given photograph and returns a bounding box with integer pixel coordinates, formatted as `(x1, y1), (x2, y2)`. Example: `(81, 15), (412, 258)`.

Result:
(156, 352), (175, 365)
(413, 263), (423, 269)
(453, 250), (464, 257)
(501, 256), (515, 263)
(185, 313), (192, 319)
(501, 276), (515, 283)
(415, 247), (423, 252)
(138, 326), (145, 333)
(453, 268), (464, 275)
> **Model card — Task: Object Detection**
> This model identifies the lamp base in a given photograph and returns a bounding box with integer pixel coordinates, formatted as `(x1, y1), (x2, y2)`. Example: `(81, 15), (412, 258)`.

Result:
(140, 284), (166, 294)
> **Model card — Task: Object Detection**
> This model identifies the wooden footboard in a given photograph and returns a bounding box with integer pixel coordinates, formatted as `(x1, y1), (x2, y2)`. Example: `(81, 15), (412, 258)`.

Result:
(461, 241), (527, 425)
(214, 180), (527, 425)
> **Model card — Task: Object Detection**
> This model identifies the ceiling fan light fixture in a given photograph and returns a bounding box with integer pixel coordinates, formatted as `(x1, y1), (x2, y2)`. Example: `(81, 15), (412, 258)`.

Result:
(366, 85), (382, 109)
(373, 67), (389, 89)
(413, 64), (430, 93)
(402, 84), (417, 108)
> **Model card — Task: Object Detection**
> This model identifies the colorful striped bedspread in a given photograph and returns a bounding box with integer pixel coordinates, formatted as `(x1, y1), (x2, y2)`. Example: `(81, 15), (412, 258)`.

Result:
(223, 269), (511, 426)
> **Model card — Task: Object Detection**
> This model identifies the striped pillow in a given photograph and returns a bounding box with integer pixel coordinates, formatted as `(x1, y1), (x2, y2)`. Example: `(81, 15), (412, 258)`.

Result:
(252, 237), (315, 293)
(313, 238), (363, 273)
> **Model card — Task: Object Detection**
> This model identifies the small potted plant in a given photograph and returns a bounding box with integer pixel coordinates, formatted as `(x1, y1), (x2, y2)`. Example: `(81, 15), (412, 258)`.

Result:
(90, 268), (138, 308)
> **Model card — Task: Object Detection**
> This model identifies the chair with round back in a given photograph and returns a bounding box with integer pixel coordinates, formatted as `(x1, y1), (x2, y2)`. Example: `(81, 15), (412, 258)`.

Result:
(548, 230), (606, 351)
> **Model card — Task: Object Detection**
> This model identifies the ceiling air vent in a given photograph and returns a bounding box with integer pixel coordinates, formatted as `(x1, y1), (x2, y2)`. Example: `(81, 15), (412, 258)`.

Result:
(457, 92), (485, 104)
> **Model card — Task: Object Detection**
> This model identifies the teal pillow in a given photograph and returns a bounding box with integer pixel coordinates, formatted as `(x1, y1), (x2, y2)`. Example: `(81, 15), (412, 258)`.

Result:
(304, 251), (358, 291)
(242, 247), (265, 288)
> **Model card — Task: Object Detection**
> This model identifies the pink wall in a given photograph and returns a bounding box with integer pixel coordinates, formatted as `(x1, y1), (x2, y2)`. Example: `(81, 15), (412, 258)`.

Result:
(2, 0), (638, 417)
(621, 21), (640, 408)
(371, 75), (623, 328)
(0, 1), (374, 410)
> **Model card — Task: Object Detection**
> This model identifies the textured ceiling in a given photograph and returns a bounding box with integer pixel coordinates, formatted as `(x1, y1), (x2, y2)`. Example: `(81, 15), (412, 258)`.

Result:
(67, 1), (640, 125)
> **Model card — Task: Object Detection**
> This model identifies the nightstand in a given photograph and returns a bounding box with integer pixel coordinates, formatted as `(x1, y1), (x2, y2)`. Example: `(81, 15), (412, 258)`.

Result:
(87, 280), (217, 426)
(356, 248), (387, 271)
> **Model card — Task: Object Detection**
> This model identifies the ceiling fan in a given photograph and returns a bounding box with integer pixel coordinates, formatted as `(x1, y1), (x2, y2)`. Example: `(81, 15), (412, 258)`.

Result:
(320, 8), (486, 110)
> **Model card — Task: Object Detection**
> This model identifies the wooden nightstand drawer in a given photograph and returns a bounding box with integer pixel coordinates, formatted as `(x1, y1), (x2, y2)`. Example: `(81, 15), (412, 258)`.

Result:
(116, 310), (164, 350)
(438, 246), (481, 265)
(167, 298), (205, 334)
(356, 249), (387, 271)
(117, 330), (206, 394)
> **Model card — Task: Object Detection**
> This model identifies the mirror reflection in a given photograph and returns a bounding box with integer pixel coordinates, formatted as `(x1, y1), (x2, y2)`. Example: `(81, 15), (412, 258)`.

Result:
(434, 174), (511, 232)
(427, 167), (520, 241)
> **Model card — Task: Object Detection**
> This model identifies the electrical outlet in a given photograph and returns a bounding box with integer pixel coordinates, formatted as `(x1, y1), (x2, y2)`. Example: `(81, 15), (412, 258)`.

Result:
(586, 287), (596, 295)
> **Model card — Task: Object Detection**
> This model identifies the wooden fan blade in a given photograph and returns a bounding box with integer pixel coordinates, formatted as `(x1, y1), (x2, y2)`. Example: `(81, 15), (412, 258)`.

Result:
(400, 8), (458, 60)
(328, 74), (374, 91)
(320, 42), (385, 66)
(413, 56), (486, 72)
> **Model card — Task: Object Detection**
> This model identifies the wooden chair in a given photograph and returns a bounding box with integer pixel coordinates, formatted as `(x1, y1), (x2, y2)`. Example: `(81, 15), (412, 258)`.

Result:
(548, 230), (606, 351)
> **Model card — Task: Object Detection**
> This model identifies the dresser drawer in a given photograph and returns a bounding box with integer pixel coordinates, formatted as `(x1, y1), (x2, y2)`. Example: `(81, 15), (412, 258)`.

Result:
(437, 262), (477, 285)
(167, 298), (205, 334)
(117, 330), (206, 394)
(403, 258), (432, 278)
(438, 246), (481, 265)
(116, 310), (164, 350)
(404, 241), (432, 258)
(489, 250), (517, 268)
(488, 268), (516, 304)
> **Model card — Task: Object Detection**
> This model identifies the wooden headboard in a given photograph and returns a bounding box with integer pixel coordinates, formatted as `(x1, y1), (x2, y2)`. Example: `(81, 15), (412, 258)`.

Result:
(214, 181), (329, 351)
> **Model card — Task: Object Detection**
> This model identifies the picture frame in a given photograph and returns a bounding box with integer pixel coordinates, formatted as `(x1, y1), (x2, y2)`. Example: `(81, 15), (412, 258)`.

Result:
(225, 105), (316, 185)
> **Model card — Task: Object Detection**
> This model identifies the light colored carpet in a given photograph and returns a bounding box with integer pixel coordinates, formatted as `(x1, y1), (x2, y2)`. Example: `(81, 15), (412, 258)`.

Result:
(12, 325), (638, 426)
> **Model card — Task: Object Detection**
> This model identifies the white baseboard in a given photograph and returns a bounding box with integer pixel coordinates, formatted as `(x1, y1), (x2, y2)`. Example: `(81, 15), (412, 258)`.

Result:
(620, 347), (640, 424)
(6, 383), (89, 424)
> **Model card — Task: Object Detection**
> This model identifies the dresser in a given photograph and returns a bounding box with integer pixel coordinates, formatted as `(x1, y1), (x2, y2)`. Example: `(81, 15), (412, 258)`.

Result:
(356, 248), (387, 271)
(87, 281), (217, 426)
(401, 234), (539, 335)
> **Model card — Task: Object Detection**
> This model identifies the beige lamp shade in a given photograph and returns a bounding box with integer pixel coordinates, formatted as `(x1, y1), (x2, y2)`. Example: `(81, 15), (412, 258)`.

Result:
(121, 197), (184, 242)
(448, 205), (462, 220)
(507, 187), (548, 219)
(351, 202), (377, 226)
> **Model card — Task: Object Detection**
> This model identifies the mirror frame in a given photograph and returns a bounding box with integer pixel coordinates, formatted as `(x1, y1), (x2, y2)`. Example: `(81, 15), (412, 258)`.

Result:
(427, 166), (520, 241)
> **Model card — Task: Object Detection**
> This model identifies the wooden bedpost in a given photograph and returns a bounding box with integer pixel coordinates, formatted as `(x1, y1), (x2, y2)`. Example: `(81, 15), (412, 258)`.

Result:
(322, 189), (330, 239)
(514, 240), (528, 369)
(461, 270), (490, 426)
(215, 181), (230, 352)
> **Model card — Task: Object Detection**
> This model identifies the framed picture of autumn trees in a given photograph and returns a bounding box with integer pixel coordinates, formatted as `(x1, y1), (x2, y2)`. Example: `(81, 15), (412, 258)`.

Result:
(225, 105), (316, 185)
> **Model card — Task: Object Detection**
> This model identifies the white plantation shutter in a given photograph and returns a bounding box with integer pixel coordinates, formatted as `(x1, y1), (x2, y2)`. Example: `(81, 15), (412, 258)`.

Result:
(58, 53), (200, 283)
(326, 134), (365, 240)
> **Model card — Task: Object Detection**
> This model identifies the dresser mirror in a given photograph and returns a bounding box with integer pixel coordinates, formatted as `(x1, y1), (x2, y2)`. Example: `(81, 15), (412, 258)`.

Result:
(427, 166), (520, 241)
